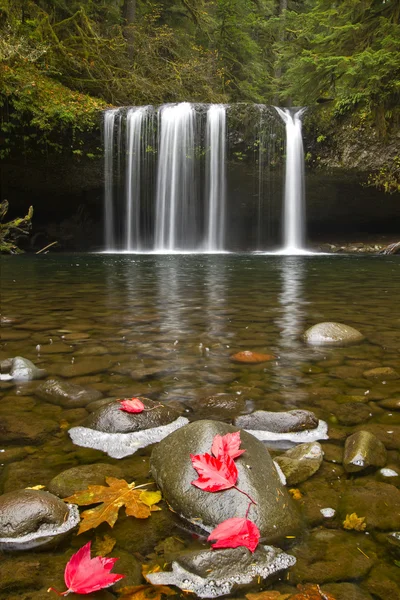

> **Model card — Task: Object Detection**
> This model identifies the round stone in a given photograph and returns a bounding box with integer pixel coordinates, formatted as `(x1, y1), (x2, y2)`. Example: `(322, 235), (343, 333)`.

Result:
(304, 322), (365, 346)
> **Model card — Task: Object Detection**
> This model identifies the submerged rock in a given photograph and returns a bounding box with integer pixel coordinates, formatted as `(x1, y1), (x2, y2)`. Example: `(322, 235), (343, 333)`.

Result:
(2, 356), (47, 381)
(151, 420), (303, 543)
(0, 489), (79, 551)
(230, 351), (275, 364)
(69, 397), (189, 459)
(339, 480), (400, 530)
(48, 463), (124, 498)
(304, 322), (365, 346)
(234, 410), (328, 444)
(334, 402), (372, 426)
(195, 393), (250, 420)
(275, 442), (323, 485)
(35, 378), (102, 408)
(343, 430), (387, 473)
(146, 546), (296, 598)
(363, 367), (399, 380)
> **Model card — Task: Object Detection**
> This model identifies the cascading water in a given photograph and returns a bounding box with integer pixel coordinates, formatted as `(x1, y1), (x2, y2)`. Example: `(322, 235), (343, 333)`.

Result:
(125, 106), (153, 251)
(154, 103), (198, 252)
(275, 107), (307, 253)
(204, 105), (226, 252)
(104, 108), (118, 250)
(102, 103), (289, 253)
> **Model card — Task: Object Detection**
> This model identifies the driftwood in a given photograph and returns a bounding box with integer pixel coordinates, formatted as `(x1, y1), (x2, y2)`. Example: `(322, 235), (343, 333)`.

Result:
(0, 200), (33, 254)
(380, 241), (400, 255)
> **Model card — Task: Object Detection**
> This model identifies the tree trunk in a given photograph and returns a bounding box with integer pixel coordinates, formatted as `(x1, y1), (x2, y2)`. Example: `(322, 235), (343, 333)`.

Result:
(274, 0), (288, 103)
(123, 0), (136, 60)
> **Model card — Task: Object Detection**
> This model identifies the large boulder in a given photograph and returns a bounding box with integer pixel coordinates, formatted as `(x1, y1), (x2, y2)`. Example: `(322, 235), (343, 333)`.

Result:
(35, 378), (102, 408)
(304, 322), (365, 346)
(0, 489), (79, 551)
(151, 420), (303, 544)
(338, 480), (400, 530)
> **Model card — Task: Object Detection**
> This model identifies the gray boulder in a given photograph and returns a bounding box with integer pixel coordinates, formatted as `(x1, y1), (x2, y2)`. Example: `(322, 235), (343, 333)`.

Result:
(304, 322), (365, 346)
(151, 420), (303, 544)
(0, 489), (79, 551)
(69, 397), (189, 459)
(147, 546), (296, 598)
(235, 410), (318, 433)
(82, 397), (181, 433)
(343, 431), (387, 473)
(275, 442), (323, 485)
(35, 378), (102, 408)
(9, 357), (47, 381)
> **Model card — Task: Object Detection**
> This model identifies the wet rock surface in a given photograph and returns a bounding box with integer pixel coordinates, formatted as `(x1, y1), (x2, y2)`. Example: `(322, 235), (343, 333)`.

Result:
(151, 420), (303, 543)
(275, 442), (323, 485)
(0, 490), (69, 538)
(235, 409), (318, 433)
(81, 397), (181, 433)
(343, 430), (387, 472)
(338, 480), (400, 530)
(0, 489), (79, 550)
(147, 546), (296, 598)
(304, 322), (365, 346)
(7, 357), (47, 381)
(35, 378), (102, 408)
(48, 463), (124, 498)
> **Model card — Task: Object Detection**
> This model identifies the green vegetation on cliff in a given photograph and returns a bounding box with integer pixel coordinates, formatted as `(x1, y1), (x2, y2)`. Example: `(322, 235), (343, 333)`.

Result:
(1, 0), (399, 190)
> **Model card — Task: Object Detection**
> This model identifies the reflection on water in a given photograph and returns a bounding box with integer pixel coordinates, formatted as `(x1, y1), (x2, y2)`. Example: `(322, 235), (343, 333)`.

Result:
(277, 256), (306, 348)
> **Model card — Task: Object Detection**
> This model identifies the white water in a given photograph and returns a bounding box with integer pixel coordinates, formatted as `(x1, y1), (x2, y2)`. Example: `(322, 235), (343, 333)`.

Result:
(125, 107), (150, 251)
(275, 107), (306, 253)
(205, 105), (226, 251)
(154, 103), (198, 251)
(104, 109), (118, 250)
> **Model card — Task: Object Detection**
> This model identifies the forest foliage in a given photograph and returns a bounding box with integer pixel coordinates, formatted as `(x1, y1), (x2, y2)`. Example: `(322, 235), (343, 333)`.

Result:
(0, 0), (399, 168)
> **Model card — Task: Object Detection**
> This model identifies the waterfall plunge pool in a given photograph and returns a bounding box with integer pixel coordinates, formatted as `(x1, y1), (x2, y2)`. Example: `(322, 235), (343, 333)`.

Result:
(1, 253), (399, 599)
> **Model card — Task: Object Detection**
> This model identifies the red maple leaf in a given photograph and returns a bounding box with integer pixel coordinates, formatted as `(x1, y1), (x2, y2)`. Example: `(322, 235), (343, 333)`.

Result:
(207, 517), (260, 552)
(119, 398), (145, 413)
(211, 432), (246, 460)
(48, 541), (124, 596)
(190, 452), (238, 492)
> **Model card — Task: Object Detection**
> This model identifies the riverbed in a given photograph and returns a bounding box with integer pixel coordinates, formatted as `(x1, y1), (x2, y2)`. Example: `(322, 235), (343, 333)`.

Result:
(1, 253), (399, 599)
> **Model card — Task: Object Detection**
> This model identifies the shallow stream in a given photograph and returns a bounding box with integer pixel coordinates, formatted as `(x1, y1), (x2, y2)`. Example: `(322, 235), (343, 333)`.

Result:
(1, 254), (400, 600)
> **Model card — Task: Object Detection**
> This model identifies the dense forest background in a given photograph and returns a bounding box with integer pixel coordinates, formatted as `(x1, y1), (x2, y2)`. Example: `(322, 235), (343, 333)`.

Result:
(1, 0), (399, 193)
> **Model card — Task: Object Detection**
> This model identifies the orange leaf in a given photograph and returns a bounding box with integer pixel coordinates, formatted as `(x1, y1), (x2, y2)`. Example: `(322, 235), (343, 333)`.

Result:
(289, 488), (303, 501)
(64, 477), (162, 534)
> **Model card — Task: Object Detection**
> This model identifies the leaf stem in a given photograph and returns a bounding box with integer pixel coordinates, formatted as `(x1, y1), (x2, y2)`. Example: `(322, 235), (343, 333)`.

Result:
(233, 485), (257, 508)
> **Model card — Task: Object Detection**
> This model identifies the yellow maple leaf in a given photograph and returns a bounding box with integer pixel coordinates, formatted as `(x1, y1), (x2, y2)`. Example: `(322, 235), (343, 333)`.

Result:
(93, 533), (116, 556)
(25, 485), (45, 490)
(63, 477), (162, 534)
(289, 488), (303, 500)
(117, 584), (176, 600)
(343, 513), (366, 531)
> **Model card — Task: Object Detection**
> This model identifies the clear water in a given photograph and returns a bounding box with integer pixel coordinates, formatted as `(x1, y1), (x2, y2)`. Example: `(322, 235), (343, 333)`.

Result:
(1, 254), (399, 598)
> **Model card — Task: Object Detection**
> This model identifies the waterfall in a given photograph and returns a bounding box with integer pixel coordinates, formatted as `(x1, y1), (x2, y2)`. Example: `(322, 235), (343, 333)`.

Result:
(154, 103), (198, 252)
(102, 103), (291, 253)
(204, 105), (226, 251)
(125, 106), (152, 251)
(104, 109), (118, 250)
(275, 107), (306, 253)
